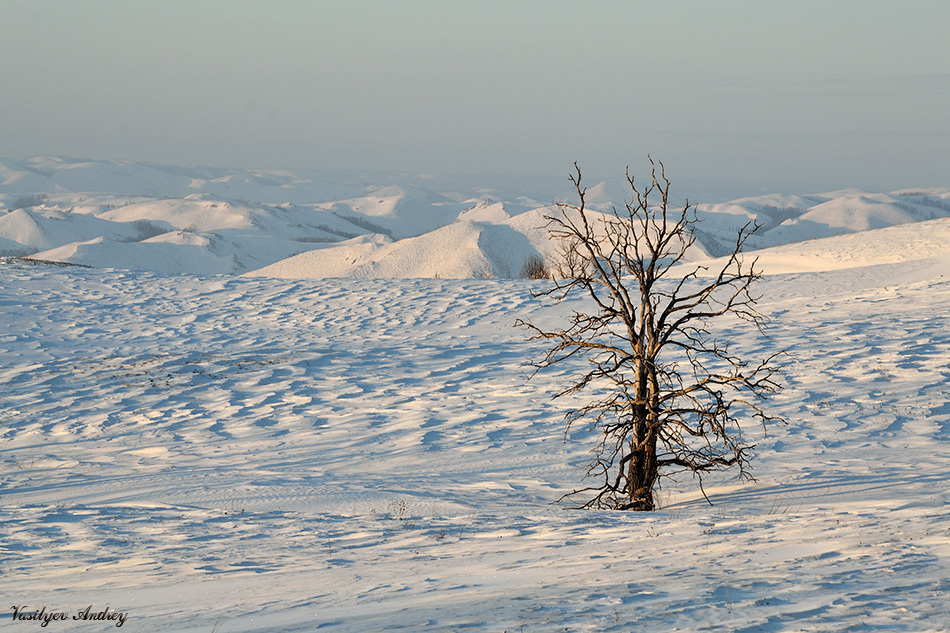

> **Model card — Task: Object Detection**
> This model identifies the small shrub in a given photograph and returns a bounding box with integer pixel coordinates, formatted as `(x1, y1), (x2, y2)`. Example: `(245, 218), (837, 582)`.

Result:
(132, 220), (168, 241)
(520, 254), (549, 279)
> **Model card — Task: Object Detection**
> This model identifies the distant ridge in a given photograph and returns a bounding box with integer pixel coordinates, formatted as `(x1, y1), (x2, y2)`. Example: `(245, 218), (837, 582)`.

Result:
(1, 156), (947, 278)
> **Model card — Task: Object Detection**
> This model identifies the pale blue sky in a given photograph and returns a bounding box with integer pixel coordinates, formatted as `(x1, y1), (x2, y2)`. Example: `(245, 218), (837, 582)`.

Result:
(2, 0), (948, 190)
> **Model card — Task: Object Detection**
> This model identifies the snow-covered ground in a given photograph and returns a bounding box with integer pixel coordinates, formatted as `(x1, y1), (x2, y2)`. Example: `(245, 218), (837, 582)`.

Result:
(3, 218), (950, 630)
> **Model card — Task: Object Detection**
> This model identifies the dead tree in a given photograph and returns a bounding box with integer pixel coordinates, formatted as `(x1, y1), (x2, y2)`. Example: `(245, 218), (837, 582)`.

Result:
(517, 160), (782, 511)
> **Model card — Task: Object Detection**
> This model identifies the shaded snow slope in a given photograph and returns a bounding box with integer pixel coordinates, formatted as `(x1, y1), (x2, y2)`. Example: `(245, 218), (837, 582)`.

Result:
(2, 255), (950, 631)
(315, 184), (470, 240)
(31, 232), (240, 276)
(0, 206), (144, 254)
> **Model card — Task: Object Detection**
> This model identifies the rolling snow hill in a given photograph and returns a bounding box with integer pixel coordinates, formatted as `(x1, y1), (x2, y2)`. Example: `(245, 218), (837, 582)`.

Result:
(244, 208), (566, 280)
(690, 215), (950, 278)
(2, 156), (948, 278)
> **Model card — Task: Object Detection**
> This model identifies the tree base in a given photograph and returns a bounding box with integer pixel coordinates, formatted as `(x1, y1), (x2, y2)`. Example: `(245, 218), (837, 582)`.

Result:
(617, 498), (655, 512)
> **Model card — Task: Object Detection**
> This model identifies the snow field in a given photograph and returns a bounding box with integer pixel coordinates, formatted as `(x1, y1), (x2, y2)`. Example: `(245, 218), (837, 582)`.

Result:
(2, 255), (950, 631)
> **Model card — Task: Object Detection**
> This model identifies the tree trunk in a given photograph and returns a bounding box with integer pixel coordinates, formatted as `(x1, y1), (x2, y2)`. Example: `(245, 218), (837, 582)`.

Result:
(624, 358), (658, 510)
(625, 420), (658, 511)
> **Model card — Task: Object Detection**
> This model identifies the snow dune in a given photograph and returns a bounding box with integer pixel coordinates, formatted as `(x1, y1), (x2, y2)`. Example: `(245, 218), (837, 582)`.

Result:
(2, 243), (949, 631)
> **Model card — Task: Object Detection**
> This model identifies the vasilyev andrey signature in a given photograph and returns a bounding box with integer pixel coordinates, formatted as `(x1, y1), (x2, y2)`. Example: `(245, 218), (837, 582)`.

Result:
(10, 605), (128, 627)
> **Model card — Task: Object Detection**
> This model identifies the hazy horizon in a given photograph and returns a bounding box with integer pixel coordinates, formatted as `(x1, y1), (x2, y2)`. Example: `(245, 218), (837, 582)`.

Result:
(2, 1), (948, 191)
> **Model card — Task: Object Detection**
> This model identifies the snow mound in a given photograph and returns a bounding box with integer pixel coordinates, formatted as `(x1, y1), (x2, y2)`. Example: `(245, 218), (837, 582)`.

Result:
(246, 222), (542, 279)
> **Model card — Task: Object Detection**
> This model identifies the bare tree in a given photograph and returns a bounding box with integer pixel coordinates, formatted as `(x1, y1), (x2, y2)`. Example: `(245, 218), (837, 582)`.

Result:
(517, 160), (783, 511)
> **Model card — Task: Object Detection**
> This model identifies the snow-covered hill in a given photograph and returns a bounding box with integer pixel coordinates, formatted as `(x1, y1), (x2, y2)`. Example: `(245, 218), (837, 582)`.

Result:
(693, 189), (950, 252)
(1, 155), (948, 278)
(245, 207), (569, 280)
(689, 215), (950, 280)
